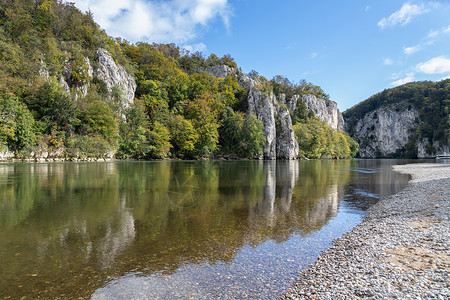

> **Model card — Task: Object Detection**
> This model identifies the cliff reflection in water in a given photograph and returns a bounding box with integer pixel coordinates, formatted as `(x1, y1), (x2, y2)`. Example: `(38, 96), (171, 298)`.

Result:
(0, 160), (408, 299)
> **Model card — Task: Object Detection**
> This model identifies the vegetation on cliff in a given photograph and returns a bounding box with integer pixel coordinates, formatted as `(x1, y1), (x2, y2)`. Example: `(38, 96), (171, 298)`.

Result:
(0, 0), (357, 160)
(344, 80), (449, 158)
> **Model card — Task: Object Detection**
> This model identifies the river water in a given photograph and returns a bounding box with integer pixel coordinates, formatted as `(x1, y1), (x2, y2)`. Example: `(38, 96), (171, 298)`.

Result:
(0, 159), (412, 299)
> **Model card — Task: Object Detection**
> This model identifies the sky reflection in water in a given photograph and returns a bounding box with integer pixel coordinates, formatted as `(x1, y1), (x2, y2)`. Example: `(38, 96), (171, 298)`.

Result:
(0, 160), (410, 299)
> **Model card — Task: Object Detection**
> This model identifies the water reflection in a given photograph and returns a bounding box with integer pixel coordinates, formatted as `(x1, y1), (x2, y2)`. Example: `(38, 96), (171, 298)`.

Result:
(0, 160), (410, 299)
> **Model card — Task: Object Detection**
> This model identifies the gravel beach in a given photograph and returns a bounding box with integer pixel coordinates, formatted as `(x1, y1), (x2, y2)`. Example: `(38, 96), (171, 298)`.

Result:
(283, 163), (450, 299)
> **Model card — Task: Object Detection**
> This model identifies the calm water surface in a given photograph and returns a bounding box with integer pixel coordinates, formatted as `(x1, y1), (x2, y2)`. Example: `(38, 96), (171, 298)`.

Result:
(0, 160), (412, 299)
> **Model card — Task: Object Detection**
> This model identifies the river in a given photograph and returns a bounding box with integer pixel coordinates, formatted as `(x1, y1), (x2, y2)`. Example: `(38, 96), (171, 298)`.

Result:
(0, 159), (412, 299)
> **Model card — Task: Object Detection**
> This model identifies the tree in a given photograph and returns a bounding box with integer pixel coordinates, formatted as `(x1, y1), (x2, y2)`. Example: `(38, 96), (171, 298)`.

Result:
(30, 81), (77, 134)
(240, 114), (265, 158)
(219, 107), (243, 154)
(80, 100), (118, 142)
(168, 115), (199, 157)
(118, 99), (149, 158)
(219, 108), (265, 158)
(147, 121), (171, 158)
(0, 93), (36, 153)
(185, 96), (220, 157)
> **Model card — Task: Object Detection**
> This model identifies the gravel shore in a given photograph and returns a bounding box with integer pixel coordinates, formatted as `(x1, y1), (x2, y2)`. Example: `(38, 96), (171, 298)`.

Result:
(283, 163), (450, 299)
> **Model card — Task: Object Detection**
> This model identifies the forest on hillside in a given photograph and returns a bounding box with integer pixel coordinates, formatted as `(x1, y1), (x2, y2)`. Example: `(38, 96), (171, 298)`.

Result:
(344, 80), (450, 157)
(0, 0), (357, 160)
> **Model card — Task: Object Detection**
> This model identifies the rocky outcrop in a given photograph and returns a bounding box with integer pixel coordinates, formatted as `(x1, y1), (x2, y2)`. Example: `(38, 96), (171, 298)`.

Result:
(276, 104), (299, 159)
(417, 139), (450, 158)
(247, 89), (277, 159)
(59, 57), (93, 99)
(203, 65), (347, 160)
(202, 65), (235, 79)
(0, 150), (14, 160)
(279, 94), (299, 113)
(94, 49), (136, 104)
(347, 103), (419, 158)
(301, 95), (344, 131)
(246, 89), (300, 159)
(55, 49), (136, 104)
(204, 66), (300, 159)
(202, 65), (257, 89)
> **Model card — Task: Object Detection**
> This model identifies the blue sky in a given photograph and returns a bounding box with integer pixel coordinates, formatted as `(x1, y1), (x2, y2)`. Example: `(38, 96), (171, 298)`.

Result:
(71, 0), (450, 111)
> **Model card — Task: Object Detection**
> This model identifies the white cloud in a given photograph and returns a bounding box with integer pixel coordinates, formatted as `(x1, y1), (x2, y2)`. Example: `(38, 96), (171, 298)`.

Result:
(378, 3), (429, 29)
(390, 73), (415, 86)
(182, 42), (207, 53)
(416, 56), (450, 74)
(310, 52), (318, 59)
(444, 25), (450, 33)
(69, 0), (231, 43)
(427, 30), (439, 38)
(384, 58), (394, 65)
(403, 45), (421, 55)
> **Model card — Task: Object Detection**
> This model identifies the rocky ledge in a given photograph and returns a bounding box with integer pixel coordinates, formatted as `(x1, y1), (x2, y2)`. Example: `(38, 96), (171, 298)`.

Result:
(283, 163), (450, 299)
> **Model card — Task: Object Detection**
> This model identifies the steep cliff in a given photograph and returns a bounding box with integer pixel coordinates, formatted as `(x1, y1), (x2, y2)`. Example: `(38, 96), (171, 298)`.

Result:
(245, 82), (299, 159)
(300, 95), (344, 131)
(94, 49), (136, 104)
(58, 49), (136, 104)
(347, 103), (419, 158)
(275, 104), (299, 159)
(344, 80), (450, 158)
(204, 66), (297, 159)
(203, 66), (349, 159)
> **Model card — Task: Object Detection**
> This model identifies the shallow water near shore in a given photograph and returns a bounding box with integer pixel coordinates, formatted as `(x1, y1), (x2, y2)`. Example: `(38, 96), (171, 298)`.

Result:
(0, 159), (417, 299)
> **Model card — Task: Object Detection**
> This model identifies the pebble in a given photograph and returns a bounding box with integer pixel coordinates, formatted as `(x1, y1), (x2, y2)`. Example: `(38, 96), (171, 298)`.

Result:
(282, 163), (450, 300)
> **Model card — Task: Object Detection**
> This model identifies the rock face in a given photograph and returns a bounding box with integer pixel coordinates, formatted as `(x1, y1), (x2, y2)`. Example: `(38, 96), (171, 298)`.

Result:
(247, 89), (277, 159)
(345, 101), (450, 158)
(202, 65), (235, 79)
(56, 49), (136, 104)
(279, 94), (299, 113)
(417, 139), (450, 158)
(203, 65), (346, 160)
(246, 89), (300, 159)
(301, 95), (344, 131)
(203, 65), (257, 88)
(347, 103), (420, 158)
(94, 49), (136, 104)
(276, 104), (299, 159)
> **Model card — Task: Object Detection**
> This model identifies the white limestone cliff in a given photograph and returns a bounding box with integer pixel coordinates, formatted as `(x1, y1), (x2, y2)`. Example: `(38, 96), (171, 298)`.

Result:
(94, 49), (136, 104)
(56, 49), (136, 104)
(348, 104), (419, 158)
(247, 89), (277, 159)
(203, 65), (346, 159)
(300, 95), (344, 131)
(275, 104), (299, 159)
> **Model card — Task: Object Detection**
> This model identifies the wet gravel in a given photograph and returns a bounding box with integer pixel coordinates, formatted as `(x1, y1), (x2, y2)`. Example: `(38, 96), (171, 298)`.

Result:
(283, 163), (450, 299)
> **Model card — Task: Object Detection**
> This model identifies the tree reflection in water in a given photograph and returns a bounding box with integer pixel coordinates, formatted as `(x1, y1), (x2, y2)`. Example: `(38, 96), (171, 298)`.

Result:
(0, 160), (409, 299)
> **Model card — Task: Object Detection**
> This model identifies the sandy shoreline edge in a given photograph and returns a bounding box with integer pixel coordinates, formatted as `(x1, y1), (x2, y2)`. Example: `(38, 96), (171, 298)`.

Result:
(283, 163), (450, 299)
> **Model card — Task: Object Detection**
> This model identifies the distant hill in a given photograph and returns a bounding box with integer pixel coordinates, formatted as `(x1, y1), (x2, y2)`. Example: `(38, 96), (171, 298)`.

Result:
(343, 80), (450, 158)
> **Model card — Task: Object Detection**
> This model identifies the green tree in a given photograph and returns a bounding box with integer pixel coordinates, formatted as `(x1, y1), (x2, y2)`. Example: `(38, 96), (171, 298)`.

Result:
(240, 114), (265, 158)
(0, 93), (36, 153)
(30, 81), (77, 134)
(168, 115), (199, 157)
(219, 108), (265, 158)
(185, 96), (219, 157)
(219, 107), (243, 154)
(80, 100), (118, 142)
(147, 121), (171, 158)
(118, 99), (149, 158)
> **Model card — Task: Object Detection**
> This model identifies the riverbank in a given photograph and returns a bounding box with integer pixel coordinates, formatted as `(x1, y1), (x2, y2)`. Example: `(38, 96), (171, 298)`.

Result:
(284, 163), (450, 299)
